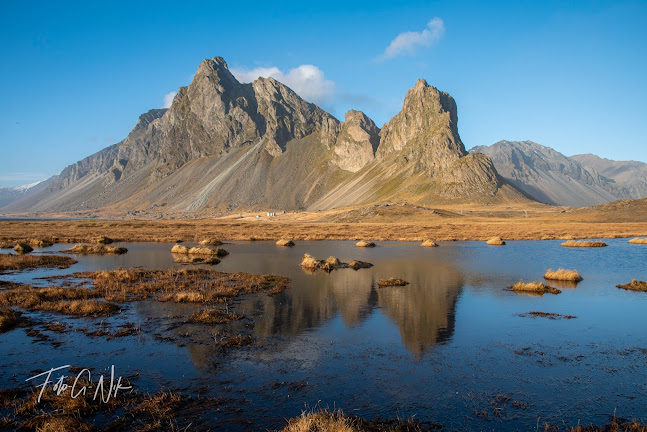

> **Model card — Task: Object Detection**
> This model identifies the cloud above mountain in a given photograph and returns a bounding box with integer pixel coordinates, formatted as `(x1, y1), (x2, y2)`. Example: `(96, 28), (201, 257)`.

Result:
(231, 64), (335, 106)
(163, 91), (177, 108)
(379, 18), (445, 60)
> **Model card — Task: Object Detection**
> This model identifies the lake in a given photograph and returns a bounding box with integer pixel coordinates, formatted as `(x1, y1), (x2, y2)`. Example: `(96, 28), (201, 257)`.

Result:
(1, 239), (647, 430)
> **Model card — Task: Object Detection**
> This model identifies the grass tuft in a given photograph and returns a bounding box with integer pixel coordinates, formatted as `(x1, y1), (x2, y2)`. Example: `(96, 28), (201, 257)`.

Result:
(508, 281), (561, 295)
(276, 239), (295, 247)
(421, 239), (438, 247)
(486, 237), (505, 245)
(560, 240), (607, 248)
(355, 240), (375, 248)
(62, 244), (127, 255)
(617, 279), (647, 292)
(628, 238), (647, 244)
(544, 268), (583, 282)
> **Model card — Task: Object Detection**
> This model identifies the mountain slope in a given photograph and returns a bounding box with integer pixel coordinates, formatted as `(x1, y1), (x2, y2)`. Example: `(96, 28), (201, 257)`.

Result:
(7, 57), (526, 215)
(470, 141), (632, 207)
(571, 153), (647, 199)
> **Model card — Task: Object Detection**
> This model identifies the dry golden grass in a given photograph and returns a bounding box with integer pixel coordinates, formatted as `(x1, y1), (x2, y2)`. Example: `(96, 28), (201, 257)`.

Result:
(0, 254), (76, 273)
(300, 254), (321, 271)
(187, 246), (228, 257)
(1, 206), (647, 244)
(628, 238), (647, 244)
(617, 279), (647, 292)
(13, 243), (33, 254)
(509, 281), (561, 295)
(282, 410), (355, 432)
(276, 239), (295, 247)
(281, 409), (428, 432)
(544, 268), (583, 282)
(189, 308), (242, 323)
(486, 236), (505, 245)
(560, 240), (607, 248)
(300, 254), (348, 272)
(355, 240), (375, 247)
(28, 238), (54, 248)
(421, 239), (438, 247)
(171, 244), (190, 254)
(0, 307), (22, 333)
(0, 285), (117, 317)
(62, 244), (127, 255)
(377, 278), (409, 287)
(83, 268), (290, 302)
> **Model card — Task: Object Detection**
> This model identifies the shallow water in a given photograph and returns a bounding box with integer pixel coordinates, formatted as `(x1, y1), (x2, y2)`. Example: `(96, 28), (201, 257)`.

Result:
(2, 239), (647, 430)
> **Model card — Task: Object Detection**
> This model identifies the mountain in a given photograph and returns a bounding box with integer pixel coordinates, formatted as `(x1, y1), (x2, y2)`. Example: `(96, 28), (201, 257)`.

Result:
(570, 154), (647, 199)
(5, 57), (525, 216)
(469, 141), (636, 207)
(0, 179), (53, 209)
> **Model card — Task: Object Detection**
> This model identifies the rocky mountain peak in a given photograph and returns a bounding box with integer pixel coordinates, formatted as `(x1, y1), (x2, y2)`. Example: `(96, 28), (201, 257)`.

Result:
(332, 110), (380, 172)
(377, 79), (466, 176)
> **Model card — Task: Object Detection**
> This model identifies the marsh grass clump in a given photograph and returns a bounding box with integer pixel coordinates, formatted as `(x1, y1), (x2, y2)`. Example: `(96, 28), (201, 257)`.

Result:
(300, 254), (321, 271)
(378, 278), (409, 287)
(13, 243), (33, 254)
(421, 239), (438, 247)
(544, 268), (583, 282)
(276, 239), (295, 247)
(28, 238), (54, 248)
(355, 240), (375, 248)
(187, 246), (228, 257)
(486, 236), (505, 246)
(628, 238), (647, 244)
(93, 235), (113, 244)
(78, 268), (290, 302)
(0, 284), (119, 317)
(617, 279), (647, 292)
(508, 281), (561, 295)
(0, 307), (22, 333)
(218, 334), (254, 347)
(300, 254), (364, 273)
(199, 238), (223, 246)
(171, 244), (190, 254)
(189, 308), (242, 324)
(560, 240), (607, 248)
(62, 244), (127, 255)
(348, 260), (373, 270)
(0, 254), (77, 273)
(281, 409), (428, 432)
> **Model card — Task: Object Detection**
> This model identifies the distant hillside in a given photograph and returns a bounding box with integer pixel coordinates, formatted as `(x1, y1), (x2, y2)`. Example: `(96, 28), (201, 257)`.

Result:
(470, 140), (633, 207)
(5, 57), (527, 216)
(571, 154), (647, 199)
(0, 179), (53, 209)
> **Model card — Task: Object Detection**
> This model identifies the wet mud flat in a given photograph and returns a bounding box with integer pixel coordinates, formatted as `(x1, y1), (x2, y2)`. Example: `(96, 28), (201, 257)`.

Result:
(1, 239), (647, 430)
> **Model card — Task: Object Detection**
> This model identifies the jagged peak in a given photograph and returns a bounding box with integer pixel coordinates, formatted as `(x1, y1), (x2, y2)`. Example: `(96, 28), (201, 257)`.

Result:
(193, 56), (240, 88)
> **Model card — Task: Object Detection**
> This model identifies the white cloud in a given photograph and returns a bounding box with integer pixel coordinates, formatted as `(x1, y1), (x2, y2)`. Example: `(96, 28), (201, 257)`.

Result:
(380, 18), (445, 60)
(163, 91), (177, 108)
(231, 64), (335, 106)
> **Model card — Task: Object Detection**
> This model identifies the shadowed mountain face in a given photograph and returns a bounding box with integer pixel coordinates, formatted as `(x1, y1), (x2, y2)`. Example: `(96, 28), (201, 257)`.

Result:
(470, 141), (635, 207)
(571, 154), (647, 200)
(4, 57), (525, 215)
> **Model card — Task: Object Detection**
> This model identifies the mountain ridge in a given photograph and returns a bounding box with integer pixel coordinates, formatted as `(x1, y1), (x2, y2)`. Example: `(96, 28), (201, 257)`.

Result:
(4, 56), (525, 215)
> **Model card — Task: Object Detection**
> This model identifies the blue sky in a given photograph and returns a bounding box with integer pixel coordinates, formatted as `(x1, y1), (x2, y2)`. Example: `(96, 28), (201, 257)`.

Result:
(1, 0), (646, 187)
